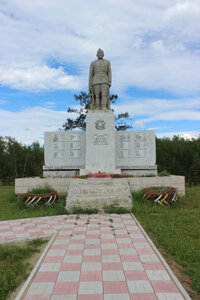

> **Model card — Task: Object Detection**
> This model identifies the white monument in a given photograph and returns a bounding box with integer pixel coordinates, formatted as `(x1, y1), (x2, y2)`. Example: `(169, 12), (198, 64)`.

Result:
(43, 49), (157, 177)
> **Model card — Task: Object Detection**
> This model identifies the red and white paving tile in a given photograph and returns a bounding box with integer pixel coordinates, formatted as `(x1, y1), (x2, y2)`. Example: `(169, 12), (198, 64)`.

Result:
(0, 214), (190, 300)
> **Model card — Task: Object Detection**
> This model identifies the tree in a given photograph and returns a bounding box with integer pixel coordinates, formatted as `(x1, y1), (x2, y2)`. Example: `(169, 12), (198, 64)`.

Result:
(62, 91), (132, 131)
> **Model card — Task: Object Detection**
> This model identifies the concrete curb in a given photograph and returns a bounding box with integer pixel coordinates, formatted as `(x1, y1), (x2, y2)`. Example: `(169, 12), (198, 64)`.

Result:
(131, 213), (192, 300)
(15, 233), (56, 300)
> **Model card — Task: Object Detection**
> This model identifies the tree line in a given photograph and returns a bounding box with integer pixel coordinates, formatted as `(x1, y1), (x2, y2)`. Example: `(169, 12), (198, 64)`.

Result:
(0, 136), (44, 184)
(156, 135), (200, 184)
(0, 135), (200, 185)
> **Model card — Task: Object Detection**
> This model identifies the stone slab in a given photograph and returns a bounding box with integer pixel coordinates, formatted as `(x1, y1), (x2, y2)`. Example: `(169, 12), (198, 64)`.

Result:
(116, 130), (156, 168)
(43, 169), (79, 177)
(44, 131), (85, 168)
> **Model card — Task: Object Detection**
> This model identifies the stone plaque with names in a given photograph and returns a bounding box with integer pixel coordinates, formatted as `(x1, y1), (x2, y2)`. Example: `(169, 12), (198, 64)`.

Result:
(70, 150), (81, 158)
(134, 133), (147, 158)
(52, 133), (64, 159)
(119, 134), (130, 158)
(70, 134), (80, 141)
(69, 134), (81, 158)
(93, 134), (108, 145)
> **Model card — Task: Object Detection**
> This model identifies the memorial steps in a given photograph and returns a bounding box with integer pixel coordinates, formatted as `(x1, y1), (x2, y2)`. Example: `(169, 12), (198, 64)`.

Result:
(66, 178), (132, 212)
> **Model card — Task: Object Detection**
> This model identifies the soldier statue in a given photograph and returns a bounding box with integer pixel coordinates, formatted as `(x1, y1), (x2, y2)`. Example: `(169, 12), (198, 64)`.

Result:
(89, 49), (111, 110)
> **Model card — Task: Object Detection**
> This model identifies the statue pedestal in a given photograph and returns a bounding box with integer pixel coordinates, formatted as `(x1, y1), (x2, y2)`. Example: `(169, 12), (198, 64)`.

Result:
(80, 110), (120, 175)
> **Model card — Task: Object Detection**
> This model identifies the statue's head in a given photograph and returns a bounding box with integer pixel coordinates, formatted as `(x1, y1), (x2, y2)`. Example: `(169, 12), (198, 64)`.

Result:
(96, 48), (104, 59)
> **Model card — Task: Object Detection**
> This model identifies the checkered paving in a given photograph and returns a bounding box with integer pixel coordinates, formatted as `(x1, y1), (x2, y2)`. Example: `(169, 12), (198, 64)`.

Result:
(0, 214), (188, 299)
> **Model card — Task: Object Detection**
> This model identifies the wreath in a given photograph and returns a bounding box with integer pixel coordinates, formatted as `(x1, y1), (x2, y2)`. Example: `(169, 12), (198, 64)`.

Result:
(142, 186), (177, 206)
(22, 192), (59, 206)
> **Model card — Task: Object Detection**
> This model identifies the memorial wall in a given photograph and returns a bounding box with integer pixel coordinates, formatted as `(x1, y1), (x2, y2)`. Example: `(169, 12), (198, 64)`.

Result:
(43, 128), (157, 176)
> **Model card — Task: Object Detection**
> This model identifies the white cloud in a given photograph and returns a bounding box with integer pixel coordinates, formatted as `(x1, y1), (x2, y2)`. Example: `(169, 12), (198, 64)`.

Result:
(0, 64), (83, 91)
(133, 121), (145, 129)
(140, 110), (200, 123)
(0, 107), (78, 144)
(151, 40), (167, 53)
(112, 97), (200, 120)
(0, 0), (199, 94)
(165, 1), (200, 22)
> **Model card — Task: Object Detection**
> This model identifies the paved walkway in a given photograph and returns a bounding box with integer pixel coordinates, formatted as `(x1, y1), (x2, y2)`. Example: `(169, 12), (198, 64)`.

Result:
(0, 214), (191, 300)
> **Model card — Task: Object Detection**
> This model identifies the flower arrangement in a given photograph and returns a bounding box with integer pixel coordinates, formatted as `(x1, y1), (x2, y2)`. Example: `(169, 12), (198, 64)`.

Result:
(142, 186), (177, 206)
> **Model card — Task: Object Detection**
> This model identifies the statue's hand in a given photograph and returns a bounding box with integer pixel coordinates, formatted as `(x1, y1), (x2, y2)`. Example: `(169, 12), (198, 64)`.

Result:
(109, 82), (111, 87)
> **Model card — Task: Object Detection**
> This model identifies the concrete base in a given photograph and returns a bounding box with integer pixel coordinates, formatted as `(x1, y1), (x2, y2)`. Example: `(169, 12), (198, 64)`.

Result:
(66, 178), (132, 212)
(122, 167), (157, 176)
(15, 175), (185, 196)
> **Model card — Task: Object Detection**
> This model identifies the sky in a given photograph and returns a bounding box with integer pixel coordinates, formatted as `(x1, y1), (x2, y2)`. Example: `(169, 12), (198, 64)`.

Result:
(0, 0), (200, 145)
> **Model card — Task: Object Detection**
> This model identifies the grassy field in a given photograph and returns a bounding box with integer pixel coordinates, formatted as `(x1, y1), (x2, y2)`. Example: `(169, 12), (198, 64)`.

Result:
(0, 238), (48, 300)
(0, 186), (67, 220)
(132, 185), (200, 300)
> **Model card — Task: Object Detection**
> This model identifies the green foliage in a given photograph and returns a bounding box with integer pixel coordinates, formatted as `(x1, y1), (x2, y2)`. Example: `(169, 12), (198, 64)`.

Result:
(158, 170), (170, 176)
(0, 238), (48, 299)
(156, 136), (200, 183)
(115, 112), (132, 131)
(104, 203), (131, 214)
(139, 174), (156, 177)
(111, 174), (134, 178)
(132, 186), (200, 297)
(28, 184), (55, 194)
(191, 152), (200, 185)
(62, 91), (132, 131)
(0, 136), (44, 184)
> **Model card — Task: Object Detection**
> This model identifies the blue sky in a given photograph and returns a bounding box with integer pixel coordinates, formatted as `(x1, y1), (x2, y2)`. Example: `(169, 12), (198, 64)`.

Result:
(0, 0), (200, 144)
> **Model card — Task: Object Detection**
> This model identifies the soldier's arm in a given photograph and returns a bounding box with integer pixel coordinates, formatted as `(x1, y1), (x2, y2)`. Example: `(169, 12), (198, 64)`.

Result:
(108, 61), (112, 87)
(89, 62), (93, 89)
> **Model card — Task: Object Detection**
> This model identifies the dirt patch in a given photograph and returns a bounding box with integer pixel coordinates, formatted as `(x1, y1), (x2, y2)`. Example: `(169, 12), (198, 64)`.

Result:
(6, 238), (49, 300)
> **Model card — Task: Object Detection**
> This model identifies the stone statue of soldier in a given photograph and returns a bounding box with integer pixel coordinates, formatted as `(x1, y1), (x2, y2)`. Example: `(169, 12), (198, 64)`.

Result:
(89, 49), (111, 110)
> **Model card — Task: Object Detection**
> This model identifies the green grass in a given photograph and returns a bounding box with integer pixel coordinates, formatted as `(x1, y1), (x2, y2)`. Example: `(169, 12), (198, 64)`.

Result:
(0, 186), (67, 220)
(104, 203), (131, 214)
(132, 186), (200, 299)
(0, 238), (48, 300)
(27, 184), (56, 194)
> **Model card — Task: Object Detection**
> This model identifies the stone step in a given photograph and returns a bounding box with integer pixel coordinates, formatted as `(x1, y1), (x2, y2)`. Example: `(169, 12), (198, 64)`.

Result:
(68, 186), (130, 196)
(66, 178), (132, 212)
